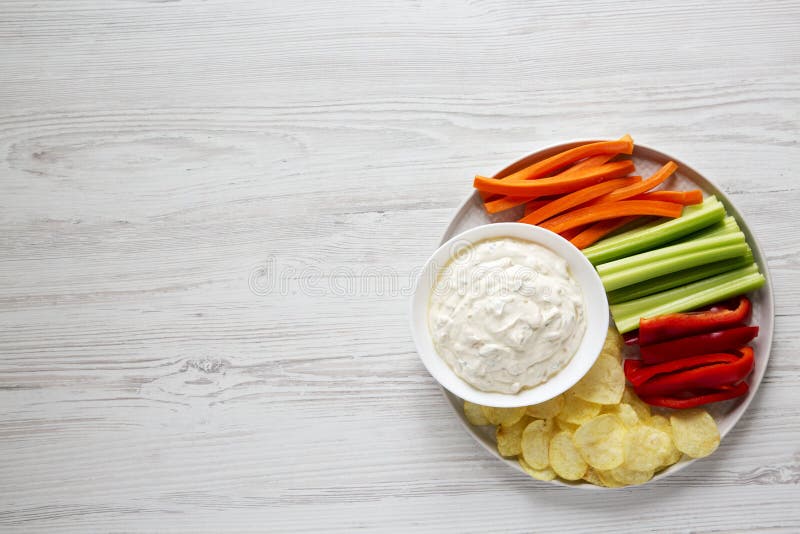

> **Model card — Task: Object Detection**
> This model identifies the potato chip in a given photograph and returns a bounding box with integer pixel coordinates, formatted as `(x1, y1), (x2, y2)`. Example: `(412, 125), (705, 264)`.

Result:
(464, 401), (490, 426)
(571, 354), (624, 405)
(596, 469), (626, 488)
(526, 394), (565, 420)
(607, 465), (653, 486)
(648, 415), (682, 467)
(558, 394), (601, 425)
(623, 425), (672, 472)
(603, 403), (639, 428)
(549, 431), (587, 480)
(601, 326), (625, 363)
(573, 414), (626, 470)
(556, 419), (579, 434)
(496, 416), (530, 457)
(521, 419), (552, 469)
(518, 457), (556, 481)
(582, 468), (605, 487)
(622, 386), (651, 422)
(481, 406), (526, 427)
(670, 409), (720, 458)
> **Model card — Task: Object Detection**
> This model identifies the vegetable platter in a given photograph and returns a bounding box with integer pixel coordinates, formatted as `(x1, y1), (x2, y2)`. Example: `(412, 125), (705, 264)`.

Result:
(440, 138), (774, 489)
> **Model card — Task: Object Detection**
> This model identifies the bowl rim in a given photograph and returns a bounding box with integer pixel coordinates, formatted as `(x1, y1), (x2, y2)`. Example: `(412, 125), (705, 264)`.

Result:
(409, 222), (609, 408)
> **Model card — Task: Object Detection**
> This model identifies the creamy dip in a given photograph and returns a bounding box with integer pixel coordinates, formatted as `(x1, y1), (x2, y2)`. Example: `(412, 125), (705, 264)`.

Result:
(428, 237), (586, 394)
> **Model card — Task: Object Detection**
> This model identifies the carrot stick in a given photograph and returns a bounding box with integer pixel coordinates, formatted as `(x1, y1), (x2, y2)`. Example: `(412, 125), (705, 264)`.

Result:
(484, 195), (537, 214)
(632, 189), (703, 205)
(519, 176), (641, 225)
(474, 160), (635, 196)
(570, 216), (640, 249)
(475, 135), (633, 184)
(523, 199), (551, 215)
(559, 225), (587, 241)
(539, 200), (683, 235)
(591, 161), (678, 204)
(483, 153), (616, 213)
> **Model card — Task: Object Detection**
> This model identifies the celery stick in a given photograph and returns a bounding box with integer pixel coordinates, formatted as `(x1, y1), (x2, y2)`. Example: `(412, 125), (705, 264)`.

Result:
(596, 232), (746, 277)
(583, 196), (725, 265)
(600, 242), (750, 291)
(610, 265), (765, 333)
(611, 263), (758, 319)
(606, 251), (754, 304)
(675, 216), (740, 243)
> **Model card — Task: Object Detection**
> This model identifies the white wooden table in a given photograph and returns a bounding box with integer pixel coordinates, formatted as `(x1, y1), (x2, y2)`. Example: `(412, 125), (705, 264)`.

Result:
(1, 1), (799, 532)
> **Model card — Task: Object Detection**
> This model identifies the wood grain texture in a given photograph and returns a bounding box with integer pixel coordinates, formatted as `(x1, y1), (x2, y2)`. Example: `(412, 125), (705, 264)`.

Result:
(1, 0), (799, 532)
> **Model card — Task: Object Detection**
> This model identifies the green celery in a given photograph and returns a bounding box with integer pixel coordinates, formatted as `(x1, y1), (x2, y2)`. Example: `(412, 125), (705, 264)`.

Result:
(596, 231), (746, 277)
(676, 215), (740, 243)
(600, 242), (750, 291)
(582, 196), (725, 265)
(610, 264), (765, 333)
(606, 251), (754, 304)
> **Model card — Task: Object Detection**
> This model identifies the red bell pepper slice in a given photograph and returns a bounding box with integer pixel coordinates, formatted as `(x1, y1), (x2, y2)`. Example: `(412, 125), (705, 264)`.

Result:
(639, 326), (759, 364)
(634, 347), (754, 397)
(623, 331), (639, 346)
(639, 382), (750, 409)
(638, 296), (751, 345)
(623, 352), (741, 387)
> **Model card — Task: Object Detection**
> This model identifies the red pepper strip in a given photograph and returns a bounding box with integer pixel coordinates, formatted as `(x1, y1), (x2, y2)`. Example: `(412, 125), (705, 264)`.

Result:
(638, 296), (752, 345)
(623, 331), (639, 345)
(623, 352), (741, 387)
(639, 382), (749, 409)
(640, 326), (759, 364)
(635, 347), (754, 397)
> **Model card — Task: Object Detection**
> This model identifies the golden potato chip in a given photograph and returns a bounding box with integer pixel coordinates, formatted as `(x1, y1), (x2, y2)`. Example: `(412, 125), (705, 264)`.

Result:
(521, 419), (552, 469)
(571, 354), (624, 405)
(464, 401), (490, 426)
(607, 465), (653, 486)
(601, 326), (625, 363)
(481, 406), (526, 427)
(603, 403), (639, 428)
(526, 394), (565, 419)
(670, 409), (720, 458)
(556, 419), (579, 434)
(558, 394), (601, 425)
(496, 416), (530, 457)
(518, 457), (556, 481)
(622, 386), (651, 422)
(623, 425), (672, 472)
(596, 469), (626, 488)
(648, 415), (682, 467)
(582, 468), (605, 487)
(573, 414), (626, 470)
(549, 431), (587, 480)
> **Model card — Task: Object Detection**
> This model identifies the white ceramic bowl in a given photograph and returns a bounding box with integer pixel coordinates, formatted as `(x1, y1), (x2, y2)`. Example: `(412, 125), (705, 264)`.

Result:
(410, 222), (609, 407)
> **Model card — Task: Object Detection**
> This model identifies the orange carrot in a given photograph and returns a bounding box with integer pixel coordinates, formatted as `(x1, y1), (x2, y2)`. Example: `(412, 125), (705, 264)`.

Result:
(570, 216), (640, 249)
(484, 195), (538, 214)
(558, 225), (587, 241)
(519, 176), (641, 226)
(591, 161), (678, 204)
(474, 160), (635, 196)
(632, 189), (703, 205)
(483, 153), (616, 213)
(523, 199), (551, 215)
(474, 135), (633, 184)
(539, 200), (683, 235)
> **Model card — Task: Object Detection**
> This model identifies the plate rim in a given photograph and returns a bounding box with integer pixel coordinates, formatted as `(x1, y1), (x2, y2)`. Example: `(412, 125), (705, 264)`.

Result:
(436, 140), (775, 490)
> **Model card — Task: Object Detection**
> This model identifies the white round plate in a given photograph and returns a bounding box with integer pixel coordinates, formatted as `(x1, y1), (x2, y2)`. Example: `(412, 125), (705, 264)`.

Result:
(439, 141), (775, 489)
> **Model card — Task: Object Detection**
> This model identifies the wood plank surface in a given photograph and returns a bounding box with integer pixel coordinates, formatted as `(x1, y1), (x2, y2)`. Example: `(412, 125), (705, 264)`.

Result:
(1, 0), (798, 532)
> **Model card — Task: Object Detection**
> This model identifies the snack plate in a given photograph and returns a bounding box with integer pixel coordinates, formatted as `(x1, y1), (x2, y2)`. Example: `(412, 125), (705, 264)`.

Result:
(438, 142), (775, 489)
